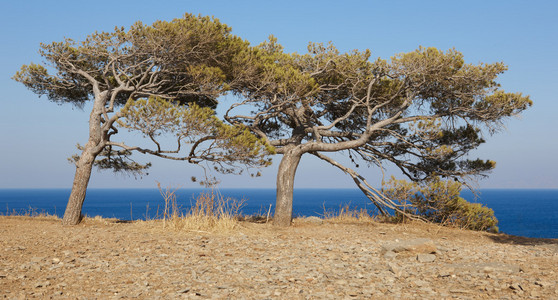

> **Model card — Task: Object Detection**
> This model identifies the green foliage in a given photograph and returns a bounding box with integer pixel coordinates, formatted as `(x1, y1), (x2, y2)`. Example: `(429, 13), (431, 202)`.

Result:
(228, 41), (532, 182)
(118, 97), (273, 171)
(14, 13), (271, 177)
(68, 144), (151, 177)
(382, 176), (498, 232)
(13, 13), (249, 107)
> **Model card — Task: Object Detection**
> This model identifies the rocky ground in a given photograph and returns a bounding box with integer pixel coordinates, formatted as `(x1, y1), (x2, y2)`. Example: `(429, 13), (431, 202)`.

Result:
(0, 216), (557, 299)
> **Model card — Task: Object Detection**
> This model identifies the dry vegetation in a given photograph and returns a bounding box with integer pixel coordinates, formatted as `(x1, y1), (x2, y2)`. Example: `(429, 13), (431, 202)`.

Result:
(140, 184), (247, 232)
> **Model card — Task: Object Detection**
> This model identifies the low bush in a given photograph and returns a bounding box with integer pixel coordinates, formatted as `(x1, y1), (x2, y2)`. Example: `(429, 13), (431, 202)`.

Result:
(382, 177), (498, 232)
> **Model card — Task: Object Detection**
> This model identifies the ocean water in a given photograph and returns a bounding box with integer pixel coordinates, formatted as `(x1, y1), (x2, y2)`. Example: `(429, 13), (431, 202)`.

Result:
(0, 188), (556, 239)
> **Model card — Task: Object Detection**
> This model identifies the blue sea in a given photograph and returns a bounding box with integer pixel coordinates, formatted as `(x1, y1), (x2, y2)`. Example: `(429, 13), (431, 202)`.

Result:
(0, 188), (556, 239)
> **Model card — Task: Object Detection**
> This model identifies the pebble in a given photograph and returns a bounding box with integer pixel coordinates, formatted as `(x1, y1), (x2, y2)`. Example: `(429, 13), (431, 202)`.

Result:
(304, 216), (324, 225)
(417, 253), (436, 263)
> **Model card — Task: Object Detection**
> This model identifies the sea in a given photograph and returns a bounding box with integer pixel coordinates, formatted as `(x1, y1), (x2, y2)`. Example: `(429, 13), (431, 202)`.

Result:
(0, 188), (557, 239)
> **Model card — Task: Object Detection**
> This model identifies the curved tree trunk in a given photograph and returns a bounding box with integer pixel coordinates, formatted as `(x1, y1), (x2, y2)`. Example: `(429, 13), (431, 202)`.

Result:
(62, 149), (97, 225)
(273, 149), (303, 226)
(62, 95), (106, 225)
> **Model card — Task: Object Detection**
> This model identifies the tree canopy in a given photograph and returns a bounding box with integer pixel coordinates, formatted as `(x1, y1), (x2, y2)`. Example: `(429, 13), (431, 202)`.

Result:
(226, 38), (532, 226)
(14, 14), (272, 225)
(14, 13), (532, 227)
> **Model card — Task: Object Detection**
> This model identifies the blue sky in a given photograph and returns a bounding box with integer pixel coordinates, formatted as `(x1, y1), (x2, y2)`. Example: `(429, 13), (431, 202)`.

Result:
(1, 0), (556, 189)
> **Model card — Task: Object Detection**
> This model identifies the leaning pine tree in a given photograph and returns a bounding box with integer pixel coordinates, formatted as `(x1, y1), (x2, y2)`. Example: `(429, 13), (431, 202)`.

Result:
(226, 38), (532, 226)
(14, 14), (271, 225)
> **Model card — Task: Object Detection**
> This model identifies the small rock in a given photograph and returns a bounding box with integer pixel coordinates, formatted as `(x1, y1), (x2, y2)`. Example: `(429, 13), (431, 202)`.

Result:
(387, 263), (401, 277)
(530, 290), (541, 297)
(335, 279), (348, 285)
(482, 266), (495, 273)
(449, 289), (471, 294)
(30, 257), (43, 263)
(417, 254), (436, 263)
(383, 251), (397, 259)
(450, 262), (521, 274)
(305, 216), (324, 224)
(35, 281), (51, 288)
(534, 281), (549, 287)
(509, 283), (524, 291)
(381, 238), (437, 254)
(177, 288), (190, 294)
(414, 280), (429, 287)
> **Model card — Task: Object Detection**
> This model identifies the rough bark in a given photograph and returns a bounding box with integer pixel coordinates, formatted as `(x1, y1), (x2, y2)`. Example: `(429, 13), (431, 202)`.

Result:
(62, 150), (96, 225)
(62, 96), (105, 225)
(273, 148), (303, 227)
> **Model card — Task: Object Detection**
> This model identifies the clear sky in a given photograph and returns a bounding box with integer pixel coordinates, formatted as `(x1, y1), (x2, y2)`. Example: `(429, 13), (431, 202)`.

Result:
(1, 0), (557, 189)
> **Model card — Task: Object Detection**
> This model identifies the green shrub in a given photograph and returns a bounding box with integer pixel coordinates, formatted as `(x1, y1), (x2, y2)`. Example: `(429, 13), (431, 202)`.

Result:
(382, 177), (498, 232)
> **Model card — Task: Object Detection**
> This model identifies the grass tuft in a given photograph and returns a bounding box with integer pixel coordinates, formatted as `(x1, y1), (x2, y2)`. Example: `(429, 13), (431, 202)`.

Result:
(155, 183), (245, 232)
(322, 204), (376, 224)
(1, 205), (59, 220)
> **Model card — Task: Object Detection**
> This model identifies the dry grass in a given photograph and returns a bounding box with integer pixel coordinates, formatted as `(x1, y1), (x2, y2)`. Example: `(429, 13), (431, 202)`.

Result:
(153, 183), (246, 232)
(322, 204), (376, 224)
(1, 206), (59, 220)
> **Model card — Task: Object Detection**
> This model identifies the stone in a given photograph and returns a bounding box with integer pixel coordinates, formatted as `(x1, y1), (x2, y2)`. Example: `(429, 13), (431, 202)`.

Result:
(381, 239), (437, 254)
(304, 216), (324, 224)
(383, 251), (397, 259)
(449, 289), (472, 294)
(534, 281), (550, 287)
(34, 281), (51, 288)
(413, 280), (429, 287)
(387, 263), (401, 277)
(335, 279), (349, 286)
(530, 290), (541, 297)
(417, 254), (436, 263)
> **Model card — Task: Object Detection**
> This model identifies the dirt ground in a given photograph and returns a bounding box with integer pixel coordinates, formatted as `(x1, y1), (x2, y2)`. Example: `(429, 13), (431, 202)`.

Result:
(1, 216), (557, 299)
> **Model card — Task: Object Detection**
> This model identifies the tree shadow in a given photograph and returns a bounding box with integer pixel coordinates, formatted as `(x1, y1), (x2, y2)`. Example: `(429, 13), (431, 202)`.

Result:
(239, 215), (270, 224)
(488, 233), (558, 246)
(115, 220), (133, 224)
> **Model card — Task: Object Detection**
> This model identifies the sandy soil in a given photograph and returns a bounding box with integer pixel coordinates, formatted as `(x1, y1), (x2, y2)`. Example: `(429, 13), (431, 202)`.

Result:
(1, 216), (557, 299)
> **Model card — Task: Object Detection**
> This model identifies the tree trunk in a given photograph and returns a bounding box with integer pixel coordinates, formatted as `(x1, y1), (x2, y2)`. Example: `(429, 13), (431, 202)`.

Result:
(273, 149), (303, 226)
(62, 148), (97, 225)
(62, 94), (106, 225)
